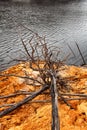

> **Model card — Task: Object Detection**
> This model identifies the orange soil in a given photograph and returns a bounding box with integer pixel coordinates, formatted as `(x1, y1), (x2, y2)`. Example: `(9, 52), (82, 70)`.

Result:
(0, 63), (87, 130)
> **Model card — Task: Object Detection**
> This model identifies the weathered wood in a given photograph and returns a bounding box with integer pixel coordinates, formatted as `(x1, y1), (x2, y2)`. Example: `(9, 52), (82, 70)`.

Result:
(50, 73), (60, 130)
(0, 85), (49, 117)
(75, 42), (86, 65)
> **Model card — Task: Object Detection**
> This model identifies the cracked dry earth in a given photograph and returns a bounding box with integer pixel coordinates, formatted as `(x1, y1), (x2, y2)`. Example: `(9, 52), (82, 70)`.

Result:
(0, 62), (87, 130)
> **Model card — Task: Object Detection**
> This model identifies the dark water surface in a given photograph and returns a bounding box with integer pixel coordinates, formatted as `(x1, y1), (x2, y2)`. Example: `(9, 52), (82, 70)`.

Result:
(0, 0), (87, 71)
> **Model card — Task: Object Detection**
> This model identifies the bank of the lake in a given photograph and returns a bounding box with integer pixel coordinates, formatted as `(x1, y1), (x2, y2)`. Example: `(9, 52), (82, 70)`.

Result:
(0, 0), (87, 71)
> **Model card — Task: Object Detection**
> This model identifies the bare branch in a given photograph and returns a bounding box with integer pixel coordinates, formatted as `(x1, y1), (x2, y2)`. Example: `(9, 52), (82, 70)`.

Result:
(0, 91), (33, 99)
(0, 100), (51, 108)
(50, 72), (60, 130)
(21, 37), (34, 61)
(65, 97), (87, 101)
(61, 93), (87, 97)
(0, 73), (43, 85)
(0, 85), (49, 117)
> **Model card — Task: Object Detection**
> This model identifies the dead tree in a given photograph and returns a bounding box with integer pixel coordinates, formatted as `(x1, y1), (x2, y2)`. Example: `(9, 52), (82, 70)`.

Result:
(0, 29), (64, 130)
(19, 32), (62, 130)
(1, 26), (87, 130)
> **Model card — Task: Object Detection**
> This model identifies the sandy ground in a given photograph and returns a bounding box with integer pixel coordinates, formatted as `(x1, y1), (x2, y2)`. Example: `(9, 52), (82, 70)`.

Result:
(0, 63), (87, 130)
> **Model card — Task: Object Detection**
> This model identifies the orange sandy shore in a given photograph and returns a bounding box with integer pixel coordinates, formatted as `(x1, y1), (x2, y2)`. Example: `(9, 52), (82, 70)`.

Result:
(0, 63), (87, 130)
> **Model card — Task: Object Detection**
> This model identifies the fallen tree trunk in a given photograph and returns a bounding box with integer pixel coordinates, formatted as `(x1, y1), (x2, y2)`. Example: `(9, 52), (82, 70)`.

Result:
(50, 72), (60, 130)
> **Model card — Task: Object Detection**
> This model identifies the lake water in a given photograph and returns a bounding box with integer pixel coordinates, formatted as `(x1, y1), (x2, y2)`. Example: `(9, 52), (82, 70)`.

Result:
(0, 0), (87, 71)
